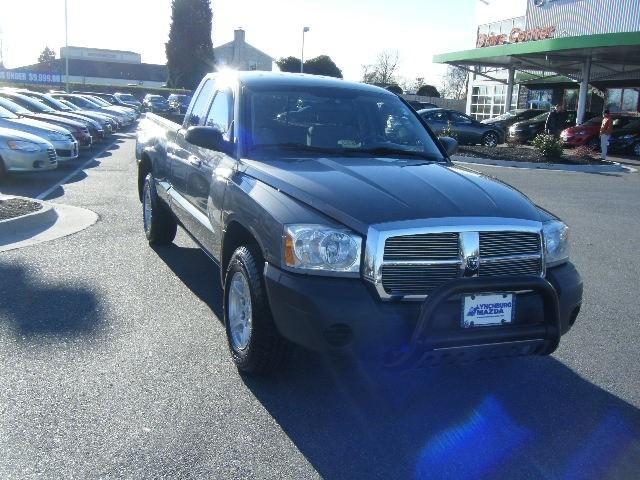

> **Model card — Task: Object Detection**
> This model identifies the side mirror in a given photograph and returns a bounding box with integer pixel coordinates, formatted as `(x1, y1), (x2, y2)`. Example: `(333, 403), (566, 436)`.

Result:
(439, 136), (458, 156)
(185, 126), (224, 151)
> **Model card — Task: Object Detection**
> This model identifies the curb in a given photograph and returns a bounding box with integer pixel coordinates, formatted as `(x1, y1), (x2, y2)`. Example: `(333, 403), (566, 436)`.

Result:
(452, 155), (636, 173)
(0, 197), (58, 238)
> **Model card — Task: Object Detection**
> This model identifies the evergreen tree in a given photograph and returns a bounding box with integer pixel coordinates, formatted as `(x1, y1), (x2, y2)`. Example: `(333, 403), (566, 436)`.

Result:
(38, 46), (56, 64)
(166, 0), (215, 89)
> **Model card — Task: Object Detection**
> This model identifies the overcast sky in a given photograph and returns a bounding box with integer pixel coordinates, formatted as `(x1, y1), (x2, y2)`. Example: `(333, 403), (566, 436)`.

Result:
(0, 0), (478, 86)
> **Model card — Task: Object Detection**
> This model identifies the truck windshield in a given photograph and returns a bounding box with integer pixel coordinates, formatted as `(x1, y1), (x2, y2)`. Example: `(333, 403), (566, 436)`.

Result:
(244, 86), (445, 161)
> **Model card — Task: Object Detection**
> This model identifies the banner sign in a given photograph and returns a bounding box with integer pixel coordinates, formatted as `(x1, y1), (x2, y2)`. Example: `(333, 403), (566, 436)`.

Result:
(477, 26), (556, 48)
(0, 70), (62, 85)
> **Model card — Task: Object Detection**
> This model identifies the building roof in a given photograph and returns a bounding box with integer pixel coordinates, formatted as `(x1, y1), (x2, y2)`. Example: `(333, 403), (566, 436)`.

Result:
(63, 46), (140, 56)
(433, 31), (640, 82)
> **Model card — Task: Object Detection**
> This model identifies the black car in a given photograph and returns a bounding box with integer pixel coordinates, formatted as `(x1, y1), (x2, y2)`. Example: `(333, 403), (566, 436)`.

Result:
(407, 100), (438, 111)
(135, 71), (582, 375)
(481, 109), (545, 131)
(142, 94), (170, 113)
(608, 118), (640, 156)
(509, 110), (595, 143)
(418, 108), (505, 146)
(167, 94), (191, 114)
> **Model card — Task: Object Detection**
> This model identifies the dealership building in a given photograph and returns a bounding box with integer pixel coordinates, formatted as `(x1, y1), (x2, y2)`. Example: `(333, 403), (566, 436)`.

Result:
(434, 0), (640, 123)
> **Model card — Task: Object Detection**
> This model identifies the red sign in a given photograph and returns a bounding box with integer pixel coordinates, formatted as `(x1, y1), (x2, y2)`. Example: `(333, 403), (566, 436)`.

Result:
(476, 26), (556, 48)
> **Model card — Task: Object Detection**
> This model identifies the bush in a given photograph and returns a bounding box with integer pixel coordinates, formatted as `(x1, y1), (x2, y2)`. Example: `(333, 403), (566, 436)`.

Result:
(532, 134), (564, 158)
(439, 121), (458, 140)
(571, 144), (597, 160)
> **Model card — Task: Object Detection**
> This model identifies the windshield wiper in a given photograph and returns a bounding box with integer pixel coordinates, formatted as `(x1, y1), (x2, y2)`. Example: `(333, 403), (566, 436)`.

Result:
(343, 146), (442, 161)
(249, 143), (344, 155)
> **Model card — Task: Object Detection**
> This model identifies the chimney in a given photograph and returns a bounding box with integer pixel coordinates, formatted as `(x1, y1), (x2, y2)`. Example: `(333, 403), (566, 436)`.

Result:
(234, 28), (245, 44)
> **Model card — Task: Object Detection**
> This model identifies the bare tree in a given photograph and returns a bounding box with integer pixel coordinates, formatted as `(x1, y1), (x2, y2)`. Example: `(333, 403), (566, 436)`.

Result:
(440, 66), (468, 100)
(362, 50), (400, 86)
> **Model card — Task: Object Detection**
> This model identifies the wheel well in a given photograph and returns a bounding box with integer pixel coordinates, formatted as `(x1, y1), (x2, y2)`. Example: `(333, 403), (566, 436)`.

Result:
(138, 154), (152, 201)
(221, 221), (262, 279)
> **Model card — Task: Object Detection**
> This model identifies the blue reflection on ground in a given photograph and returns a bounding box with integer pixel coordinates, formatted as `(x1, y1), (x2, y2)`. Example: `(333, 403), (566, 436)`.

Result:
(415, 395), (531, 479)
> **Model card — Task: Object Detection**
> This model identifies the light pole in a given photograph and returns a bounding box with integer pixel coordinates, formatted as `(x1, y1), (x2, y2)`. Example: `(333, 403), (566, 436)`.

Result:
(64, 0), (69, 92)
(300, 26), (309, 73)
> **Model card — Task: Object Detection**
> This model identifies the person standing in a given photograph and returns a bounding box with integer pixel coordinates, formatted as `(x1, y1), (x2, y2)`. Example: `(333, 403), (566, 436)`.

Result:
(545, 104), (566, 137)
(600, 109), (613, 160)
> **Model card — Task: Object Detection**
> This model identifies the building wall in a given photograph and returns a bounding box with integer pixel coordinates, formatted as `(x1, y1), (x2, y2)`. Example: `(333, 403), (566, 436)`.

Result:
(60, 47), (141, 64)
(526, 0), (640, 37)
(214, 30), (273, 71)
(65, 75), (165, 88)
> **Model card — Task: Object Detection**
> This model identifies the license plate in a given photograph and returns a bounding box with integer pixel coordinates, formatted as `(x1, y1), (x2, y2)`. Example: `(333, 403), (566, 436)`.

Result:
(462, 293), (514, 328)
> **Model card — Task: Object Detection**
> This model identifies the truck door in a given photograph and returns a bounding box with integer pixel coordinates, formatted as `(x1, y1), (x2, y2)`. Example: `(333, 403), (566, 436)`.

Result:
(169, 78), (215, 237)
(185, 87), (235, 256)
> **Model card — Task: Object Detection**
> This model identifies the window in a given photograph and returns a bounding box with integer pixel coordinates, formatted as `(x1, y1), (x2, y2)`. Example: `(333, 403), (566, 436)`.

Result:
(470, 84), (518, 120)
(249, 60), (258, 71)
(188, 79), (214, 125)
(450, 112), (472, 124)
(204, 90), (233, 138)
(422, 110), (448, 122)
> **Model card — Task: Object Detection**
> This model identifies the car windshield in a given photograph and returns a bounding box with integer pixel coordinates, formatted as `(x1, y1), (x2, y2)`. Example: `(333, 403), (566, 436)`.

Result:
(117, 94), (137, 101)
(0, 97), (31, 115)
(623, 119), (640, 131)
(32, 94), (73, 111)
(7, 94), (57, 113)
(583, 117), (602, 126)
(244, 86), (444, 161)
(70, 96), (102, 108)
(87, 96), (110, 106)
(0, 105), (18, 119)
(59, 98), (80, 110)
(531, 112), (550, 122)
(149, 96), (165, 102)
(492, 111), (517, 120)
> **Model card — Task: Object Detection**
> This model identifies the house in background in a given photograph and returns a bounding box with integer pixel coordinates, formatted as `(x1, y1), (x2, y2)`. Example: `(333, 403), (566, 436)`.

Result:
(214, 29), (273, 71)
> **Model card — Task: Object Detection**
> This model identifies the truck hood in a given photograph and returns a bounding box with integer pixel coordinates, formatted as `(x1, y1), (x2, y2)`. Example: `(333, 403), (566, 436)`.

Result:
(241, 157), (541, 234)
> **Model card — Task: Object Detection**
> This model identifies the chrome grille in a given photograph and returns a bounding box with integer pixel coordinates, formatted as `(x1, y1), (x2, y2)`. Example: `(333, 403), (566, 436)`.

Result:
(382, 264), (460, 296)
(480, 231), (540, 257)
(384, 233), (459, 261)
(47, 148), (57, 163)
(378, 228), (543, 298)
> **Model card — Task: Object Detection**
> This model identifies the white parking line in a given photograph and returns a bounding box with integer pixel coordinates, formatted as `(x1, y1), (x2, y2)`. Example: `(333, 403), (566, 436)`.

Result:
(36, 139), (118, 200)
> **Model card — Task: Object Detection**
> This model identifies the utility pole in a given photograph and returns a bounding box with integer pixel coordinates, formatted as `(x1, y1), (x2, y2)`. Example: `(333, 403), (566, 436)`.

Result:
(65, 0), (69, 92)
(300, 26), (309, 73)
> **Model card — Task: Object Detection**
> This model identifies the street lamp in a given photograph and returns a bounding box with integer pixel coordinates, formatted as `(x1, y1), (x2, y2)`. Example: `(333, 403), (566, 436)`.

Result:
(64, 0), (69, 92)
(300, 26), (309, 73)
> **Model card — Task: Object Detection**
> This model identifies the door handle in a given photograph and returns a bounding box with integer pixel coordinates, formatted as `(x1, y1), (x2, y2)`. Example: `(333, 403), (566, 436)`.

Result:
(188, 155), (202, 167)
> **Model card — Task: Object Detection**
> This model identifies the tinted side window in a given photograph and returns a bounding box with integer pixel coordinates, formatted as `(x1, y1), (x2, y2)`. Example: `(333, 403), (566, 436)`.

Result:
(188, 79), (215, 126)
(204, 90), (233, 139)
(422, 110), (448, 122)
(450, 112), (473, 124)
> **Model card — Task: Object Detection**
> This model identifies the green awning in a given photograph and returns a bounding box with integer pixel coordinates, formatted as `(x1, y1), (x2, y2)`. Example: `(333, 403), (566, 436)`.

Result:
(433, 31), (640, 77)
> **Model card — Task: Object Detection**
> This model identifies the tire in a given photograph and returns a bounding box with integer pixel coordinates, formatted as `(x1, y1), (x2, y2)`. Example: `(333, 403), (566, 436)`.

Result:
(482, 131), (499, 147)
(224, 245), (289, 375)
(0, 156), (7, 181)
(142, 173), (177, 245)
(633, 143), (640, 158)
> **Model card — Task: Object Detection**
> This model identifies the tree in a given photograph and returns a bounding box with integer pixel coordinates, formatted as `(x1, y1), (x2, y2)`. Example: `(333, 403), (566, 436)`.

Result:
(166, 0), (215, 90)
(275, 56), (302, 73)
(416, 84), (440, 98)
(276, 55), (343, 78)
(303, 55), (342, 78)
(440, 66), (468, 100)
(38, 46), (56, 64)
(361, 50), (400, 86)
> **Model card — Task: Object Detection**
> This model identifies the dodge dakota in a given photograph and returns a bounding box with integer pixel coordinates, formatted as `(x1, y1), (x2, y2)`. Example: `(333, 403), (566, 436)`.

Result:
(136, 71), (582, 374)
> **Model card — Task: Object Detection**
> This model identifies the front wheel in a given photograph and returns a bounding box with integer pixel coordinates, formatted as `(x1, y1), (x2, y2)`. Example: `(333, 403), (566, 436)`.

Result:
(224, 245), (289, 375)
(142, 173), (177, 245)
(633, 143), (640, 158)
(482, 131), (499, 147)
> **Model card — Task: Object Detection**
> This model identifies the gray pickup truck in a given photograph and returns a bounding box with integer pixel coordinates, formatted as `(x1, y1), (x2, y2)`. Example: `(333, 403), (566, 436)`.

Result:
(136, 71), (582, 375)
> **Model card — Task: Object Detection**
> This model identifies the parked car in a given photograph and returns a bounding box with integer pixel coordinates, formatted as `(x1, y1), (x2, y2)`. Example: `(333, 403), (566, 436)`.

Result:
(509, 110), (596, 143)
(74, 91), (140, 114)
(418, 108), (505, 146)
(53, 97), (119, 133)
(80, 94), (138, 121)
(561, 114), (637, 149)
(18, 90), (108, 140)
(142, 94), (171, 114)
(407, 100), (438, 111)
(607, 118), (640, 156)
(0, 127), (57, 178)
(113, 92), (143, 110)
(136, 71), (582, 375)
(51, 94), (131, 128)
(0, 105), (78, 161)
(481, 109), (545, 131)
(0, 95), (92, 148)
(167, 94), (191, 114)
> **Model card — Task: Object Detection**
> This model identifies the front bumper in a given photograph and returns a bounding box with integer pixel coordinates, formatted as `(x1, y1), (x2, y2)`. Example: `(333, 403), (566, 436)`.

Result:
(52, 140), (79, 161)
(508, 130), (538, 143)
(264, 262), (582, 363)
(0, 146), (57, 172)
(561, 135), (590, 147)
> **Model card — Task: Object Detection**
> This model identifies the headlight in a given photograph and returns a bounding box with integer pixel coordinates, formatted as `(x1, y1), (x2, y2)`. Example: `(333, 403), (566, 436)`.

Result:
(7, 140), (41, 152)
(46, 132), (67, 141)
(284, 224), (362, 274)
(543, 220), (570, 267)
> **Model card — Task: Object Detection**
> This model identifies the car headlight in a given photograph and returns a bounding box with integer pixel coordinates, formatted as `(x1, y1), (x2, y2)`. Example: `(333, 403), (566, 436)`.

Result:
(284, 224), (362, 274)
(46, 132), (67, 141)
(7, 140), (41, 152)
(543, 220), (570, 267)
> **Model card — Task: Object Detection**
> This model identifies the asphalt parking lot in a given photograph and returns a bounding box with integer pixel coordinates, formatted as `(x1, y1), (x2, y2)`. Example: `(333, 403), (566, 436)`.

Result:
(1, 136), (639, 479)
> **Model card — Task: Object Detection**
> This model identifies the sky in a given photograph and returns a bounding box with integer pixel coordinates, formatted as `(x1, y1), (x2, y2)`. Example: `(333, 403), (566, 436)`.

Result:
(0, 0), (479, 87)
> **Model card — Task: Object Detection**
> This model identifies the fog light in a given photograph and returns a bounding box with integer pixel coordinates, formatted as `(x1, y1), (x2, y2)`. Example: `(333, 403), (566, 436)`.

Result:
(33, 161), (43, 168)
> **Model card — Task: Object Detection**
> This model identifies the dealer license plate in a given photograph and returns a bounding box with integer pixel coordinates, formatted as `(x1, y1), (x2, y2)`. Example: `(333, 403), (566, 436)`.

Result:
(462, 293), (514, 328)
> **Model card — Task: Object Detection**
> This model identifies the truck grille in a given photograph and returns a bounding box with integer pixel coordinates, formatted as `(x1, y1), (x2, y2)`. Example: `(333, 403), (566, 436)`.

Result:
(380, 230), (542, 297)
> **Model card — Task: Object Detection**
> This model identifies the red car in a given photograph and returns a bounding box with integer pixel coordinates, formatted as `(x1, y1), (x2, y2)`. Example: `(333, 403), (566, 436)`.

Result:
(561, 114), (638, 148)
